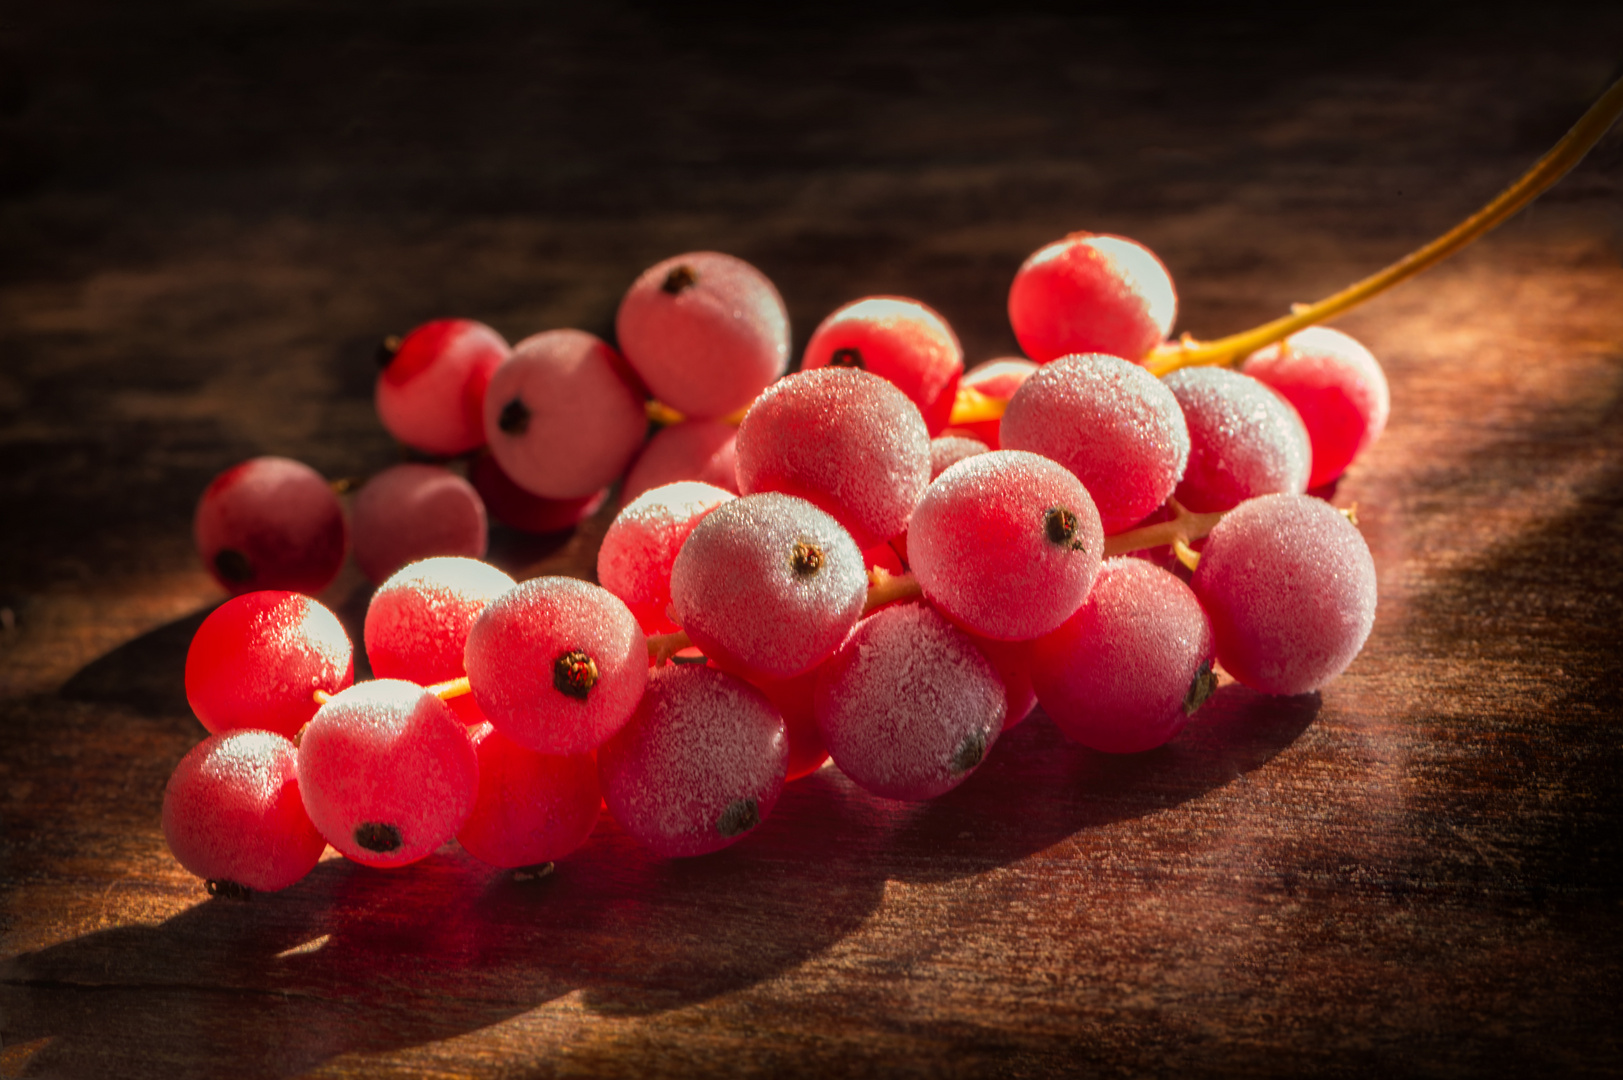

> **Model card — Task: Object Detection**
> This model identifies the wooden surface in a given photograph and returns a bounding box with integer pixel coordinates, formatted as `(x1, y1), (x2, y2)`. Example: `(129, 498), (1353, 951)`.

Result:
(3, 5), (1623, 1076)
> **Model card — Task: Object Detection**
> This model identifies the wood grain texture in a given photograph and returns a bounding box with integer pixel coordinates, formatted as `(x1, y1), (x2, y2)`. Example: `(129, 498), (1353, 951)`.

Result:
(3, 5), (1622, 1077)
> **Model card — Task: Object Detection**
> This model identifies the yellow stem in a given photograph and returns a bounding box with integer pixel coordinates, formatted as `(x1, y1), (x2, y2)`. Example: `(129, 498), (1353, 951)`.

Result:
(647, 629), (693, 665)
(864, 568), (923, 614)
(1145, 74), (1623, 377)
(645, 400), (751, 427)
(1172, 536), (1201, 572)
(428, 676), (472, 701)
(947, 385), (1007, 427)
(1102, 499), (1225, 557)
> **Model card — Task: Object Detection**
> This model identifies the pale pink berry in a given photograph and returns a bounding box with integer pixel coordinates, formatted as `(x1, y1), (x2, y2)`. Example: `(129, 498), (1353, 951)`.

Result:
(615, 251), (790, 420)
(350, 464), (488, 584)
(464, 577), (648, 754)
(1191, 493), (1377, 695)
(194, 456), (347, 596)
(163, 730), (327, 893)
(599, 665), (787, 858)
(815, 602), (1005, 802)
(1000, 353), (1190, 535)
(297, 679), (480, 869)
(483, 329), (646, 499)
(908, 450), (1104, 640)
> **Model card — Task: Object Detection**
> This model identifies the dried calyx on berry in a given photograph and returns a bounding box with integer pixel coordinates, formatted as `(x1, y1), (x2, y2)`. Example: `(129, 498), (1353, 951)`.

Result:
(498, 398), (531, 435)
(790, 539), (825, 577)
(1184, 660), (1218, 715)
(1043, 506), (1088, 552)
(353, 821), (403, 853)
(553, 648), (600, 701)
(717, 798), (760, 837)
(662, 264), (699, 293)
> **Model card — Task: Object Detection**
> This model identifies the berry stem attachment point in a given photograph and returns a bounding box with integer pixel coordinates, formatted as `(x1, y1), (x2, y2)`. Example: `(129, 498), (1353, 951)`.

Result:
(647, 630), (694, 665)
(1145, 74), (1623, 376)
(1102, 499), (1225, 558)
(1172, 535), (1201, 572)
(864, 568), (923, 614)
(948, 385), (1007, 427)
(427, 676), (472, 701)
(645, 398), (752, 428)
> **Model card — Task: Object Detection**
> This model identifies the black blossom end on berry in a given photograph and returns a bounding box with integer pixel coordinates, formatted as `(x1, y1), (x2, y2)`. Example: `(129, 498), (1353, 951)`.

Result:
(1184, 660), (1218, 715)
(950, 730), (986, 775)
(717, 798), (760, 837)
(554, 649), (599, 701)
(375, 333), (403, 370)
(1043, 507), (1087, 552)
(498, 398), (531, 436)
(214, 548), (254, 584)
(662, 264), (699, 294)
(354, 822), (403, 853)
(205, 879), (253, 901)
(829, 347), (865, 370)
(790, 540), (825, 577)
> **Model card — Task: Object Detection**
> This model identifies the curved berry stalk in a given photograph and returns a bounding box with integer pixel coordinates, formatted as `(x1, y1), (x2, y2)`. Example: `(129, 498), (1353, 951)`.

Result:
(1145, 74), (1623, 376)
(941, 75), (1623, 428)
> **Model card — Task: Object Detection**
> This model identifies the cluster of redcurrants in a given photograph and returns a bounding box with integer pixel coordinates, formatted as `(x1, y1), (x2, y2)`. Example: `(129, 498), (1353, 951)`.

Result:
(165, 234), (1387, 897)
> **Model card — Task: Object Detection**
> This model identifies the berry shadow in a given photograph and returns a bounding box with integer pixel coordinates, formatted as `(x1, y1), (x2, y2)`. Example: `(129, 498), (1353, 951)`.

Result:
(15, 590), (1318, 1077)
(57, 606), (214, 718)
(880, 685), (1320, 885)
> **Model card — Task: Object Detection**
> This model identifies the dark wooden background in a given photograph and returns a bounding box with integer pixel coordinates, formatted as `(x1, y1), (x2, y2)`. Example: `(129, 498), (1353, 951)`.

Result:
(3, 4), (1622, 1076)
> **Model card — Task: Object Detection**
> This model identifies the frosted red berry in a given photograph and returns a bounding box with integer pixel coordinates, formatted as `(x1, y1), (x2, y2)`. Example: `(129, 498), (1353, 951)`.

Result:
(908, 450), (1105, 640)
(297, 679), (480, 869)
(364, 556), (515, 685)
(597, 481), (735, 635)
(735, 367), (931, 550)
(193, 456), (347, 596)
(669, 492), (868, 680)
(1242, 326), (1390, 488)
(375, 318), (509, 456)
(464, 576), (648, 754)
(185, 590), (353, 740)
(1008, 233), (1177, 364)
(1191, 493), (1377, 696)
(163, 730), (327, 894)
(599, 664), (787, 858)
(621, 420), (740, 505)
(350, 463), (488, 584)
(457, 723), (601, 869)
(1032, 558), (1216, 753)
(815, 602), (1005, 802)
(801, 296), (964, 435)
(1000, 352), (1190, 535)
(615, 251), (790, 420)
